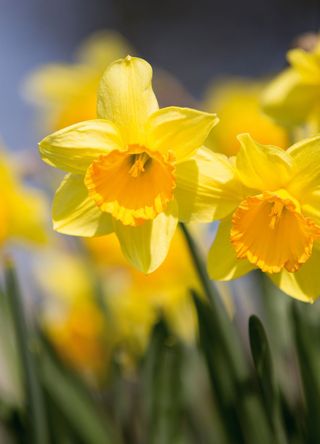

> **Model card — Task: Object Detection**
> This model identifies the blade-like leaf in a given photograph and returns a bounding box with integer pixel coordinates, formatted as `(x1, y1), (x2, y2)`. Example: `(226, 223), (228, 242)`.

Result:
(4, 258), (49, 444)
(193, 290), (273, 444)
(249, 315), (275, 412)
(249, 315), (287, 444)
(292, 302), (320, 443)
(38, 339), (121, 444)
(143, 320), (184, 444)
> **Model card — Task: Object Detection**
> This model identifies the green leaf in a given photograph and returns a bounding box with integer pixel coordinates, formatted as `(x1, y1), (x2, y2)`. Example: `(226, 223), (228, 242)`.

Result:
(193, 290), (273, 444)
(4, 258), (49, 444)
(143, 320), (184, 444)
(249, 315), (275, 412)
(292, 302), (320, 443)
(38, 339), (122, 444)
(249, 315), (287, 444)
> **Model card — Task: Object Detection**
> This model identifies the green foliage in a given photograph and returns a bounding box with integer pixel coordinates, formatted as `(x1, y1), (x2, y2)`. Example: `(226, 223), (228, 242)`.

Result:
(2, 244), (320, 443)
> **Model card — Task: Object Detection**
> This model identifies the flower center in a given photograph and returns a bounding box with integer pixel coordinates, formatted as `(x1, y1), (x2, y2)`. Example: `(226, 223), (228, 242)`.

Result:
(231, 190), (320, 273)
(85, 145), (176, 226)
(128, 153), (152, 178)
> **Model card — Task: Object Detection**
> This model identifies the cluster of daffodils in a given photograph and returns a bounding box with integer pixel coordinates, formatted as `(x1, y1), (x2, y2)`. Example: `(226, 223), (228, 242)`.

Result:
(37, 39), (320, 303)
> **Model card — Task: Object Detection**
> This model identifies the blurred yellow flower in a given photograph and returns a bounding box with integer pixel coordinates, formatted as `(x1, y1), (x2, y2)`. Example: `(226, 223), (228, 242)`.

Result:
(24, 31), (132, 131)
(37, 253), (110, 383)
(38, 229), (200, 380)
(39, 56), (220, 272)
(204, 80), (288, 156)
(207, 133), (320, 302)
(262, 38), (320, 131)
(87, 228), (200, 346)
(0, 146), (47, 245)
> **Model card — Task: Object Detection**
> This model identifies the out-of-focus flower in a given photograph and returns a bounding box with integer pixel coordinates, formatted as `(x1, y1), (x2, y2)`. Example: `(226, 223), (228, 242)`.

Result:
(262, 37), (320, 131)
(0, 145), (47, 246)
(37, 228), (200, 380)
(207, 133), (320, 303)
(39, 56), (220, 272)
(87, 228), (200, 346)
(204, 80), (288, 156)
(24, 31), (132, 131)
(37, 252), (111, 384)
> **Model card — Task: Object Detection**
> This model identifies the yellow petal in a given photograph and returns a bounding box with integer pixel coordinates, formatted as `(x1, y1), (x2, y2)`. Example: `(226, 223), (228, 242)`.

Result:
(175, 147), (244, 223)
(53, 174), (113, 236)
(113, 201), (178, 273)
(97, 56), (158, 144)
(287, 48), (320, 84)
(236, 133), (293, 191)
(286, 135), (320, 225)
(39, 119), (124, 174)
(269, 246), (320, 303)
(145, 106), (218, 161)
(207, 217), (255, 281)
(262, 68), (317, 127)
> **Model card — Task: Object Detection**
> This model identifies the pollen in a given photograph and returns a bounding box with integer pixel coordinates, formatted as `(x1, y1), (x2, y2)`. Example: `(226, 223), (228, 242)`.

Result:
(84, 145), (176, 226)
(231, 190), (320, 273)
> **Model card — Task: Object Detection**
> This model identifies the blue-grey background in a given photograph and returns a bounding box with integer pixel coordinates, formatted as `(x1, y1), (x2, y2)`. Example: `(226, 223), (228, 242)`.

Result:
(0, 0), (319, 150)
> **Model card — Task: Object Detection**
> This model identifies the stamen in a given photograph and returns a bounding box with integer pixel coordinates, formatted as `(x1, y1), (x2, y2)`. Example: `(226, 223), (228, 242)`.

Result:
(128, 153), (151, 178)
(84, 147), (176, 226)
(269, 200), (284, 229)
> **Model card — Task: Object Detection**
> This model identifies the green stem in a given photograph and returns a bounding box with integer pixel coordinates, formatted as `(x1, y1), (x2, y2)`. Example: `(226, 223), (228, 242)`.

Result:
(179, 223), (216, 305)
(4, 258), (49, 444)
(179, 222), (247, 374)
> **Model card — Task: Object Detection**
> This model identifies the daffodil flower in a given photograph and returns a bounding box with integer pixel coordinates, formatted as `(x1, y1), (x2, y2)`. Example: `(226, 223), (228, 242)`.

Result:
(39, 56), (219, 272)
(262, 39), (320, 130)
(207, 133), (320, 302)
(0, 147), (47, 245)
(24, 31), (132, 130)
(204, 79), (288, 156)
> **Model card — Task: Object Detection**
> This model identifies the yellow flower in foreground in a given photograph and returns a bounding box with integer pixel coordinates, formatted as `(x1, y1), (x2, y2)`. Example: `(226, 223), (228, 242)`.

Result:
(0, 146), (47, 245)
(207, 133), (320, 302)
(262, 38), (320, 130)
(24, 31), (131, 131)
(39, 56), (219, 272)
(204, 80), (288, 156)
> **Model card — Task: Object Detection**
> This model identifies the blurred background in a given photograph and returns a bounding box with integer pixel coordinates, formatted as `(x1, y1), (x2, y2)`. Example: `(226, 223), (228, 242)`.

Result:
(0, 0), (319, 149)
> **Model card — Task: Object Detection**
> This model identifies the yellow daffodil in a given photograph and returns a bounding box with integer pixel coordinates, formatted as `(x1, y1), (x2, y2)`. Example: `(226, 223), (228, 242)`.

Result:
(262, 38), (320, 131)
(39, 56), (219, 272)
(207, 133), (320, 303)
(204, 79), (288, 156)
(24, 31), (132, 131)
(0, 146), (47, 245)
(44, 300), (109, 383)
